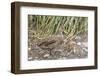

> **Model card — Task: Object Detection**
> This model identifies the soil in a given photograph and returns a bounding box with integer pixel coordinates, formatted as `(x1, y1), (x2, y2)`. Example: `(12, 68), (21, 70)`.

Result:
(28, 34), (88, 61)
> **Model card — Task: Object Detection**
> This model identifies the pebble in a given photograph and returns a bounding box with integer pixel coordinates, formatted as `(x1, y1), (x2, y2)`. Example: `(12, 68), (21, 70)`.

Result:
(28, 47), (31, 50)
(77, 42), (81, 45)
(28, 57), (33, 60)
(43, 54), (50, 58)
(82, 48), (88, 52)
(75, 36), (81, 40)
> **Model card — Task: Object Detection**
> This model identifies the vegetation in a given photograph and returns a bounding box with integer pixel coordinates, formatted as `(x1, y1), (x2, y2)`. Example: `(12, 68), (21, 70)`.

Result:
(28, 15), (88, 41)
(28, 15), (88, 60)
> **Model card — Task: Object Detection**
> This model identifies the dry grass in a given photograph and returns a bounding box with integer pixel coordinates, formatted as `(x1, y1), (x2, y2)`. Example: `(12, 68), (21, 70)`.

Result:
(28, 15), (88, 60)
(28, 15), (88, 41)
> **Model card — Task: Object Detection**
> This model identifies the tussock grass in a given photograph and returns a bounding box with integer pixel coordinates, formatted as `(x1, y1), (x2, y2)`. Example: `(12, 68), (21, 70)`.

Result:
(28, 15), (88, 41)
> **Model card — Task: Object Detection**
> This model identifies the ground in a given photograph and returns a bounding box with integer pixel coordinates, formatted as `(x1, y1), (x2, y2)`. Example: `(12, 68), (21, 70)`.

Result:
(28, 33), (88, 61)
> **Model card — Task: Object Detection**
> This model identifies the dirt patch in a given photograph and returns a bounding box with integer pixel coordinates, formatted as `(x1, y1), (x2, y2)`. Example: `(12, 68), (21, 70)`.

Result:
(28, 35), (88, 61)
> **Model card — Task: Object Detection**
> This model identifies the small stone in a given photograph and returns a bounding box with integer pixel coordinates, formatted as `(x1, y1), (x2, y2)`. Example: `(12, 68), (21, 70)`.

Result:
(28, 47), (31, 50)
(77, 42), (81, 45)
(75, 36), (81, 40)
(35, 56), (38, 59)
(57, 49), (62, 52)
(82, 42), (88, 47)
(28, 57), (33, 60)
(43, 54), (50, 58)
(82, 48), (88, 52)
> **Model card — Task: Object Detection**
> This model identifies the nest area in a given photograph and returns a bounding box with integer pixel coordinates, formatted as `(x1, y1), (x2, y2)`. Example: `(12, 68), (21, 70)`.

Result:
(28, 15), (88, 61)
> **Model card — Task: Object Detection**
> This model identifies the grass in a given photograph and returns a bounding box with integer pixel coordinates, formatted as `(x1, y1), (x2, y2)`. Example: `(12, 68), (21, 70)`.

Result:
(28, 15), (88, 41)
(28, 15), (88, 60)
